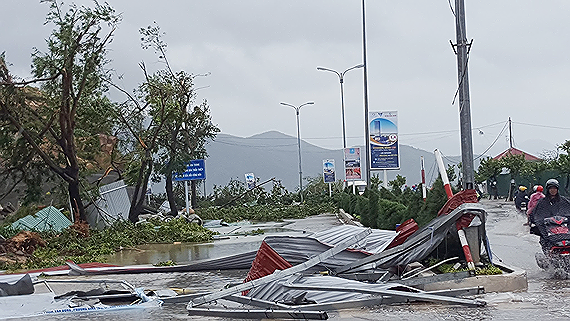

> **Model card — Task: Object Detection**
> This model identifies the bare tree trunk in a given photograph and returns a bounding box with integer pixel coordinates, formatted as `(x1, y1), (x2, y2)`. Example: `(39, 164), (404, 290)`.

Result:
(165, 174), (177, 215)
(68, 179), (85, 221)
(129, 150), (153, 222)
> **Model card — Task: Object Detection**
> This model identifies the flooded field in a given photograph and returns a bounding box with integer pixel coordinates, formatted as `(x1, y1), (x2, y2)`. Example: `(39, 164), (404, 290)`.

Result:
(22, 202), (570, 320)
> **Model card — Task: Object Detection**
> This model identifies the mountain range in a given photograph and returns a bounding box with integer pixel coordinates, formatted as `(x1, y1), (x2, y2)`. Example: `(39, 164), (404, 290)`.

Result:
(188, 131), (476, 194)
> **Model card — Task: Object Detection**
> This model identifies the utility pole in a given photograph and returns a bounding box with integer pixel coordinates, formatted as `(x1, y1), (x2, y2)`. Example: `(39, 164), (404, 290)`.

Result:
(362, 0), (371, 189)
(452, 0), (474, 190)
(508, 117), (513, 149)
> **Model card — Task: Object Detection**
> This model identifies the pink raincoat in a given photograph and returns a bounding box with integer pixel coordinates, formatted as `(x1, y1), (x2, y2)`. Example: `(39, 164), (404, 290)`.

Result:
(527, 192), (546, 215)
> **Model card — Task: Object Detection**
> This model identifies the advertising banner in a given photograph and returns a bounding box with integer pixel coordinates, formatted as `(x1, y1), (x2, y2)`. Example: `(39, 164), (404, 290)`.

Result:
(323, 159), (336, 183)
(344, 147), (362, 180)
(173, 159), (206, 181)
(369, 111), (400, 169)
(245, 172), (256, 189)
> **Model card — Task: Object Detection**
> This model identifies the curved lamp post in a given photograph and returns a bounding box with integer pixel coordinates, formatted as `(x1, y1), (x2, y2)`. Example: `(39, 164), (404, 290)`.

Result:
(317, 64), (364, 149)
(280, 101), (314, 203)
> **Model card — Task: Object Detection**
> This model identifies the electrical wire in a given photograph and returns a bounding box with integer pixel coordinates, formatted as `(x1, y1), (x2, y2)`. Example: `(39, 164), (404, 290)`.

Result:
(448, 0), (456, 17)
(439, 150), (459, 165)
(473, 120), (509, 161)
(512, 121), (570, 131)
(427, 161), (437, 187)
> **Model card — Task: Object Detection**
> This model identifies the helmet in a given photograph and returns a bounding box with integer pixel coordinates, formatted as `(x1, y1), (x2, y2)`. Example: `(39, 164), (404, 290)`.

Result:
(546, 179), (559, 190)
(518, 186), (527, 191)
(536, 185), (544, 192)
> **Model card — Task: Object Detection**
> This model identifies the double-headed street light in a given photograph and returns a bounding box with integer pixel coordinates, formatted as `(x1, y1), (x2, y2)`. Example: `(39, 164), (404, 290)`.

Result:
(280, 101), (314, 203)
(317, 64), (364, 149)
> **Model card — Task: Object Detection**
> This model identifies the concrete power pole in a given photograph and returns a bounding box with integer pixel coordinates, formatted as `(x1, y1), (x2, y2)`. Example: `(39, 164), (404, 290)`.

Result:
(453, 0), (475, 190)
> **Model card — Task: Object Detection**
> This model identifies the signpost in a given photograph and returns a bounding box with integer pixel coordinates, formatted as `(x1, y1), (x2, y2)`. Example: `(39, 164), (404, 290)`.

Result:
(245, 173), (256, 190)
(323, 159), (336, 197)
(344, 147), (362, 194)
(369, 111), (399, 188)
(173, 159), (206, 215)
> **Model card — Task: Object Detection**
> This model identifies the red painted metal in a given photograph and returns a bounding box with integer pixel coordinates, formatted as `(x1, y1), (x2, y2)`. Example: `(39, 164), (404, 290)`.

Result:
(387, 218), (419, 249)
(242, 240), (292, 295)
(437, 189), (479, 217)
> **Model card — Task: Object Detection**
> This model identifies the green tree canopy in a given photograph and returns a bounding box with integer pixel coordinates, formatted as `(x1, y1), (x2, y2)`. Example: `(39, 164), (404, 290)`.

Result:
(0, 1), (120, 220)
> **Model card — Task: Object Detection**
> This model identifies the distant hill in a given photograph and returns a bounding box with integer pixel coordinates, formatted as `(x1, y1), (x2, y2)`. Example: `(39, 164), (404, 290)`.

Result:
(197, 131), (476, 194)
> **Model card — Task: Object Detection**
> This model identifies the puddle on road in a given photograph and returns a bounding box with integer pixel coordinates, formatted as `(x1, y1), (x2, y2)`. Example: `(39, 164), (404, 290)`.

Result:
(105, 238), (263, 266)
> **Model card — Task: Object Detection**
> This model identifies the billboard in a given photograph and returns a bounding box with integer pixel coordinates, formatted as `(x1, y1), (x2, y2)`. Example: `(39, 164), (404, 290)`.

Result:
(323, 159), (336, 183)
(245, 172), (256, 189)
(369, 111), (400, 170)
(344, 147), (362, 180)
(173, 159), (206, 181)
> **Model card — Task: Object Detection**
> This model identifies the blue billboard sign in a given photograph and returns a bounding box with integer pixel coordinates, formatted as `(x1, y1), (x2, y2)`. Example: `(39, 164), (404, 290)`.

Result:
(369, 111), (400, 170)
(323, 159), (336, 183)
(173, 159), (206, 181)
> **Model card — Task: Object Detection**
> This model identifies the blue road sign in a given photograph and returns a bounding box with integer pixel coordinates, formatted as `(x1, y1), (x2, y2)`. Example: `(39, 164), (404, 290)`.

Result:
(173, 159), (206, 181)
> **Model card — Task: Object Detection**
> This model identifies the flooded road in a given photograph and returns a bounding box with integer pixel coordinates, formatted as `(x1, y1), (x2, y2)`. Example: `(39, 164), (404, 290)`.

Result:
(37, 203), (570, 320)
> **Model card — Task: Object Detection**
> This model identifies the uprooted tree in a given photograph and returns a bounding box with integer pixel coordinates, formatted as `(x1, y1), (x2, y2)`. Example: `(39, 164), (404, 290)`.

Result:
(0, 1), (120, 220)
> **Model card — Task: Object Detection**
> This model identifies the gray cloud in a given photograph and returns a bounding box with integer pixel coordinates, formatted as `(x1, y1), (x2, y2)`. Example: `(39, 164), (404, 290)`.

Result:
(2, 0), (569, 161)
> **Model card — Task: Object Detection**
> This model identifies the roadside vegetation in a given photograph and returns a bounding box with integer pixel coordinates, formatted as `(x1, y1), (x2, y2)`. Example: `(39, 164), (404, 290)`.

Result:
(0, 218), (214, 272)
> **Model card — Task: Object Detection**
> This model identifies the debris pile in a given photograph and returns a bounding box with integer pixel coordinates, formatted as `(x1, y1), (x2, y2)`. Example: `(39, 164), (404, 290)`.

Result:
(180, 203), (497, 319)
(0, 231), (46, 267)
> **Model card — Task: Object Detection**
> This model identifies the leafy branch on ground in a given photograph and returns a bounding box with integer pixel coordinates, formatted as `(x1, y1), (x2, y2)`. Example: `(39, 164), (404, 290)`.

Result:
(0, 218), (213, 272)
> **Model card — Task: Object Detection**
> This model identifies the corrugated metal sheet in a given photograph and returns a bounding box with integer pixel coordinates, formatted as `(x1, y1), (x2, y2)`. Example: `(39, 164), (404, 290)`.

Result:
(86, 180), (130, 229)
(243, 241), (292, 293)
(11, 206), (71, 232)
(262, 235), (369, 273)
(311, 225), (397, 254)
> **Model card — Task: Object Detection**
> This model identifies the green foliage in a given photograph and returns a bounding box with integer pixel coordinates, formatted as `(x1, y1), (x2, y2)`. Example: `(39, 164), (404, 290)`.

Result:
(388, 174), (406, 196)
(196, 202), (335, 223)
(1, 0), (121, 219)
(436, 262), (502, 275)
(1, 218), (213, 271)
(335, 174), (449, 230)
(521, 160), (548, 186)
(154, 260), (176, 266)
(500, 153), (526, 179)
(375, 198), (407, 230)
(211, 178), (251, 207)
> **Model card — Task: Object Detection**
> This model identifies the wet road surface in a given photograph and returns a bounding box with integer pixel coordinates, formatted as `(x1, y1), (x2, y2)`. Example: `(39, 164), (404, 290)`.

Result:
(28, 203), (570, 320)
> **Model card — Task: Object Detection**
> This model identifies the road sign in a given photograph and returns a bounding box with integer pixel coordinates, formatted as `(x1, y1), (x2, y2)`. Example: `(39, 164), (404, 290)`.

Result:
(173, 159), (206, 181)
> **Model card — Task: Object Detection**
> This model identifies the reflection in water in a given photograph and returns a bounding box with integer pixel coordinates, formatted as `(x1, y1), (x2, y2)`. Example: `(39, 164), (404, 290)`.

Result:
(106, 237), (264, 266)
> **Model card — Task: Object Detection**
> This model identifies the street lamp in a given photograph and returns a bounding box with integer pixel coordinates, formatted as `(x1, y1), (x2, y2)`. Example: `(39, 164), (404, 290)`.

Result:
(280, 101), (314, 203)
(317, 64), (364, 149)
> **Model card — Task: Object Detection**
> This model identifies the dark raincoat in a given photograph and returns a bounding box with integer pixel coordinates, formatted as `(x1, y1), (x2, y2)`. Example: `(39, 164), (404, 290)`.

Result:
(530, 193), (570, 250)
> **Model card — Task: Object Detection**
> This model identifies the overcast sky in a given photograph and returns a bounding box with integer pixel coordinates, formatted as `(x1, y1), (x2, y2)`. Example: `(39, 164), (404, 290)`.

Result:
(3, 1), (570, 161)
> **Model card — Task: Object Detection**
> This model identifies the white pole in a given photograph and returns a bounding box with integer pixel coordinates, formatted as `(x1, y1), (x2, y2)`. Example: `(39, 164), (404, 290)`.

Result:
(184, 180), (190, 214)
(421, 156), (427, 200)
(383, 169), (388, 189)
(434, 149), (453, 199)
(329, 183), (332, 197)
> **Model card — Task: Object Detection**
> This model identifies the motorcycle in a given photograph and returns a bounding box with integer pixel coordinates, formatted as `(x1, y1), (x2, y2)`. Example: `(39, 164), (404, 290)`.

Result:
(519, 201), (528, 213)
(534, 215), (570, 275)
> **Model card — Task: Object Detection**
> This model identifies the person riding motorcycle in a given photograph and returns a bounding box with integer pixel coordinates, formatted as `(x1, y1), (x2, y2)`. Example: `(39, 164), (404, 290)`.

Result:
(529, 179), (570, 251)
(514, 185), (529, 211)
(526, 185), (545, 224)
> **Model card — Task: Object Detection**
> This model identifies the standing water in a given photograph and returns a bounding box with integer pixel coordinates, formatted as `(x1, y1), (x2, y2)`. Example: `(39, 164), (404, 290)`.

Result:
(25, 203), (570, 320)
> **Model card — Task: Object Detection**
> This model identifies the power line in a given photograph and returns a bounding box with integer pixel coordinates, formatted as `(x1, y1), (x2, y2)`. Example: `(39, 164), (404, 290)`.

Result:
(512, 121), (570, 131)
(474, 120), (509, 160)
